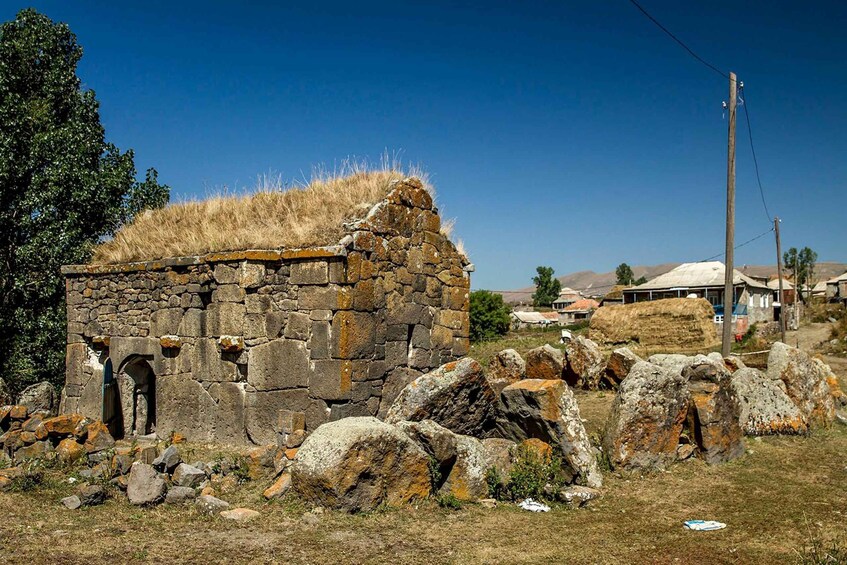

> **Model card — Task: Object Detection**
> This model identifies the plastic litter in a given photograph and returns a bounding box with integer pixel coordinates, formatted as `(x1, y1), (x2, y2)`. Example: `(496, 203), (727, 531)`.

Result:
(684, 520), (727, 531)
(519, 498), (550, 512)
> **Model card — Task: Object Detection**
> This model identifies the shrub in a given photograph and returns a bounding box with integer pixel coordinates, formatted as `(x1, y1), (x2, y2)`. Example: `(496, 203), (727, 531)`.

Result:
(488, 443), (571, 502)
(470, 290), (511, 342)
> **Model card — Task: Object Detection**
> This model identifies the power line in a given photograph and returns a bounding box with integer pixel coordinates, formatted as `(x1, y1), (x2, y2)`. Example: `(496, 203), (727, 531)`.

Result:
(698, 227), (774, 262)
(739, 86), (773, 224)
(628, 0), (729, 80)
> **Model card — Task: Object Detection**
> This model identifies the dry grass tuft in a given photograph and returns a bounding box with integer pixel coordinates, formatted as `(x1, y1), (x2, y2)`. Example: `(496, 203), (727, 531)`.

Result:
(92, 163), (433, 265)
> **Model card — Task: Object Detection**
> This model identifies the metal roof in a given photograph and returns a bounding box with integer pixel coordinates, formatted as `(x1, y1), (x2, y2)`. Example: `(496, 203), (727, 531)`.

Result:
(766, 278), (794, 290)
(624, 261), (770, 292)
(510, 311), (553, 323)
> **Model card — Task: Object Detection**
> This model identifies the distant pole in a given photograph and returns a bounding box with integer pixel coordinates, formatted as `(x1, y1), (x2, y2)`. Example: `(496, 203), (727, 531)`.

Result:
(774, 217), (786, 342)
(721, 71), (737, 357)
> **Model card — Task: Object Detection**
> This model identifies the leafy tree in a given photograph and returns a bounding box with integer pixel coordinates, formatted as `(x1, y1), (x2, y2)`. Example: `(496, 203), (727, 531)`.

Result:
(470, 290), (511, 342)
(0, 9), (169, 395)
(783, 246), (818, 302)
(634, 276), (648, 285)
(531, 266), (561, 307)
(615, 263), (635, 286)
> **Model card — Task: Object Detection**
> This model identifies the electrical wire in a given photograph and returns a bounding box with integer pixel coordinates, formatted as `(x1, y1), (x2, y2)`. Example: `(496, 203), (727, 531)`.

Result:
(739, 86), (773, 224)
(628, 0), (729, 79)
(698, 227), (774, 262)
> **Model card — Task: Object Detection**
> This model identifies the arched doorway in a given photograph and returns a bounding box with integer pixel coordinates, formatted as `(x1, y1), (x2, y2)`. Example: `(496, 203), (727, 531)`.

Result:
(105, 356), (156, 439)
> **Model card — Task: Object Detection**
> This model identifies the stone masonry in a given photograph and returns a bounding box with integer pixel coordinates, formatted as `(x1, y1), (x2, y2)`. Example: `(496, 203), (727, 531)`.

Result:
(61, 179), (472, 445)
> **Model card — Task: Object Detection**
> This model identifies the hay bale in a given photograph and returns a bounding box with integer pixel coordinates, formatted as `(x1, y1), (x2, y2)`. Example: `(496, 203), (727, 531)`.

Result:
(589, 298), (719, 350)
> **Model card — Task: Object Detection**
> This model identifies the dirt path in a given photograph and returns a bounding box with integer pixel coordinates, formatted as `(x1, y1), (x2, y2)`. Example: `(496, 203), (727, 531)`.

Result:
(785, 322), (832, 351)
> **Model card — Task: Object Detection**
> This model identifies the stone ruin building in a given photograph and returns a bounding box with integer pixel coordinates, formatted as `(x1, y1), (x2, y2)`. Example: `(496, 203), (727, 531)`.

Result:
(60, 177), (472, 445)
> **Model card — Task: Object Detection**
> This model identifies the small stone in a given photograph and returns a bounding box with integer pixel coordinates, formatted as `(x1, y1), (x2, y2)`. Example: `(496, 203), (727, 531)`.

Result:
(171, 463), (206, 488)
(263, 473), (292, 500)
(200, 486), (216, 497)
(557, 485), (601, 507)
(61, 495), (82, 510)
(195, 495), (231, 515)
(165, 486), (196, 504)
(676, 444), (695, 460)
(220, 508), (260, 522)
(285, 429), (306, 448)
(479, 498), (498, 509)
(152, 445), (181, 472)
(127, 462), (167, 506)
(78, 484), (107, 507)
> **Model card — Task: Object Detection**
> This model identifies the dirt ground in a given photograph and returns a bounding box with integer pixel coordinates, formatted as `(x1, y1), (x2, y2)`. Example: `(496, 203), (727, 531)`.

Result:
(2, 324), (846, 564)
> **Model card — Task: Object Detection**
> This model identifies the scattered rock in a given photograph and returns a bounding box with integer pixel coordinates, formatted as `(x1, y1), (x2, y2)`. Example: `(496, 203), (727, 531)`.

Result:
(439, 434), (489, 501)
(172, 463), (206, 488)
(496, 379), (602, 488)
(767, 342), (836, 428)
(730, 367), (807, 435)
(78, 484), (107, 507)
(603, 361), (689, 471)
(292, 417), (431, 512)
(16, 382), (55, 416)
(195, 495), (231, 515)
(602, 347), (641, 389)
(165, 486), (196, 504)
(723, 355), (747, 373)
(556, 485), (600, 507)
(127, 462), (167, 506)
(684, 362), (745, 465)
(263, 473), (292, 500)
(42, 414), (86, 437)
(524, 345), (565, 380)
(479, 498), (498, 509)
(481, 438), (516, 485)
(82, 421), (115, 454)
(152, 445), (181, 472)
(385, 358), (496, 437)
(486, 349), (526, 394)
(220, 508), (260, 522)
(676, 443), (695, 460)
(138, 445), (158, 464)
(563, 336), (605, 390)
(61, 495), (82, 510)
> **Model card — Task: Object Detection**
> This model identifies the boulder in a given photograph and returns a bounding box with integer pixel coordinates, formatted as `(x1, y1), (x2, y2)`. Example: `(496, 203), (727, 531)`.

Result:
(524, 345), (565, 380)
(377, 367), (421, 419)
(563, 336), (605, 390)
(481, 437), (516, 488)
(486, 349), (526, 394)
(195, 495), (231, 515)
(603, 361), (689, 471)
(16, 382), (55, 415)
(127, 462), (167, 506)
(42, 414), (86, 437)
(171, 463), (206, 488)
(152, 445), (181, 472)
(602, 347), (641, 389)
(723, 355), (747, 373)
(496, 379), (602, 488)
(555, 485), (601, 507)
(730, 368), (807, 435)
(439, 434), (489, 501)
(767, 342), (836, 428)
(683, 362), (745, 464)
(396, 420), (488, 501)
(165, 486), (196, 504)
(292, 417), (431, 512)
(384, 358), (495, 436)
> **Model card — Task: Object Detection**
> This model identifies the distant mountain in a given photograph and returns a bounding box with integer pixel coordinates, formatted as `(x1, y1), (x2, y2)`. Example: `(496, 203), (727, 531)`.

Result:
(494, 261), (847, 304)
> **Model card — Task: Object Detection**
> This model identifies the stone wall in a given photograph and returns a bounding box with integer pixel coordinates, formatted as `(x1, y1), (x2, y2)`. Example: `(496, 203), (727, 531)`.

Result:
(62, 179), (471, 445)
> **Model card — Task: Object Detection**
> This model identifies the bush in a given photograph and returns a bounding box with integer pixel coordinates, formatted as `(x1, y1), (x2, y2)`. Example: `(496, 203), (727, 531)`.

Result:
(470, 290), (511, 342)
(487, 443), (571, 502)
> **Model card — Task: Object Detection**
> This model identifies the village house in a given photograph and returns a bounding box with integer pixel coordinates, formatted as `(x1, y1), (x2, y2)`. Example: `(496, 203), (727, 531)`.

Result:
(560, 298), (600, 325)
(509, 310), (557, 330)
(825, 272), (847, 303)
(551, 287), (582, 312)
(60, 175), (471, 445)
(622, 261), (773, 333)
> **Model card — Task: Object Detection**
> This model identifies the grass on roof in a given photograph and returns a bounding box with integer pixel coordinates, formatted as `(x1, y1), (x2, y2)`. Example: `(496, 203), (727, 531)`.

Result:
(91, 165), (433, 265)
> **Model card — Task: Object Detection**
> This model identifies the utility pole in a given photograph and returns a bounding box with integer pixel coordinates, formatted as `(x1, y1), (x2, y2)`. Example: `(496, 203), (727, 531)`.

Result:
(774, 217), (786, 342)
(722, 71), (737, 356)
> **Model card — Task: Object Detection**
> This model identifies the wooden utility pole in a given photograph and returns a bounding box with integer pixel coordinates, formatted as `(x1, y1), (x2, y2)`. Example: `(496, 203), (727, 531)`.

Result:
(721, 72), (737, 357)
(774, 217), (786, 342)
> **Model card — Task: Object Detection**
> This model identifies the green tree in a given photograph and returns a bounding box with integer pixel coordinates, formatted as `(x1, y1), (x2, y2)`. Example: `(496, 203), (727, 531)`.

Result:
(0, 9), (169, 395)
(783, 246), (818, 302)
(470, 290), (511, 342)
(615, 263), (635, 285)
(531, 266), (561, 308)
(634, 275), (648, 285)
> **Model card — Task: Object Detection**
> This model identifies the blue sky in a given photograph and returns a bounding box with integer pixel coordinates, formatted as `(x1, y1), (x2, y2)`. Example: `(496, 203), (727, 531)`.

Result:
(7, 1), (846, 289)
